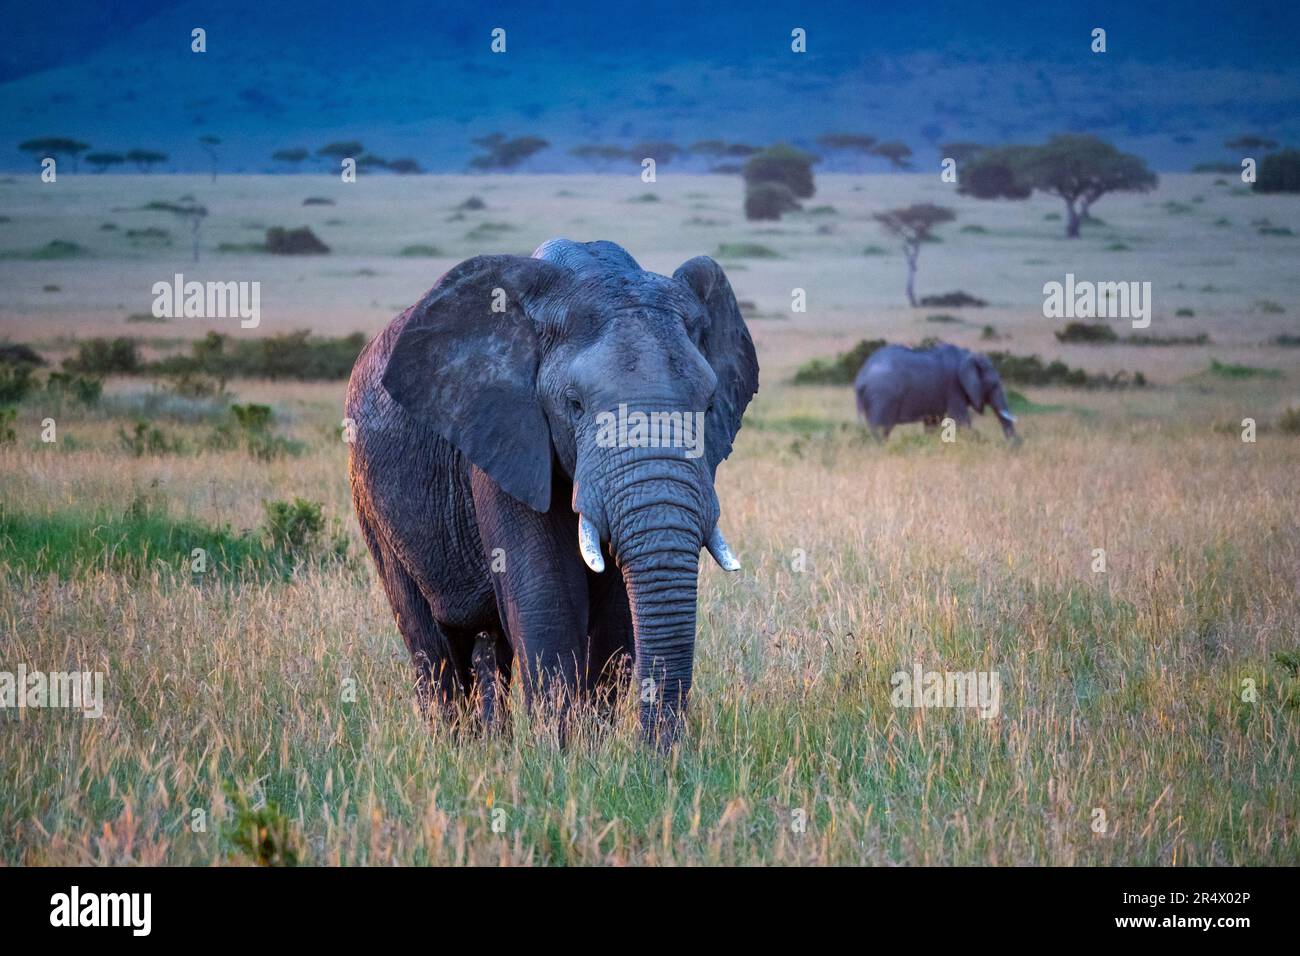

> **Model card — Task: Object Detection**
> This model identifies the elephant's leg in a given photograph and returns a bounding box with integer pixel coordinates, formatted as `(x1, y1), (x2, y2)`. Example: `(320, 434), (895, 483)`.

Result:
(357, 515), (462, 718)
(470, 629), (511, 730)
(586, 568), (634, 708)
(470, 468), (589, 727)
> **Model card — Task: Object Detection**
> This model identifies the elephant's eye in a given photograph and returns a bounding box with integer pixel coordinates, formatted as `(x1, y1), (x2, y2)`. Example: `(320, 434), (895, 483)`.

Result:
(566, 389), (583, 417)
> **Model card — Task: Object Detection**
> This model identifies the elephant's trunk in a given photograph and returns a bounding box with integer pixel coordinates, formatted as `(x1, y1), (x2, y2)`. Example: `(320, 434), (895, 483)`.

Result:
(578, 447), (717, 746)
(990, 386), (1019, 440)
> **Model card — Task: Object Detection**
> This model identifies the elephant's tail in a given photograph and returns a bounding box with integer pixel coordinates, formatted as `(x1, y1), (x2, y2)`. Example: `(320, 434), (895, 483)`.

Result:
(855, 384), (870, 424)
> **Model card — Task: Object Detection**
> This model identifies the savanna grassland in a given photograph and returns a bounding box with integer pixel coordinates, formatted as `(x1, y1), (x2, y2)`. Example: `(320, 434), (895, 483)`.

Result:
(1, 172), (1298, 865)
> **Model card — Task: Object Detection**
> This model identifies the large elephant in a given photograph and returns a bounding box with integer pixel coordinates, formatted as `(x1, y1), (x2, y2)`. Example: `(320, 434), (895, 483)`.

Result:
(345, 239), (759, 745)
(854, 343), (1018, 440)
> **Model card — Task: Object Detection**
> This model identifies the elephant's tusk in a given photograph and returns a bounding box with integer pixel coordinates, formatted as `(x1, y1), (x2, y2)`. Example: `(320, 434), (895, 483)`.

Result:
(997, 410), (1017, 423)
(577, 514), (605, 573)
(705, 525), (741, 572)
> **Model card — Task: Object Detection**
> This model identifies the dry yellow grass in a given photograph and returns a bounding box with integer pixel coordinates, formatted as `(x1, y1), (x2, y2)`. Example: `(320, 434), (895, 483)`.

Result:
(1, 173), (1298, 864)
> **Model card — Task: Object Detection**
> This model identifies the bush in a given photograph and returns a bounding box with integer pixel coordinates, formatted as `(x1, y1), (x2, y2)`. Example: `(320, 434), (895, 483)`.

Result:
(398, 244), (441, 257)
(222, 782), (302, 866)
(0, 407), (15, 444)
(0, 364), (37, 405)
(743, 143), (816, 199)
(987, 351), (1146, 388)
(152, 330), (365, 382)
(1253, 150), (1300, 193)
(792, 339), (888, 385)
(0, 344), (46, 367)
(46, 372), (103, 405)
(714, 242), (779, 259)
(118, 420), (183, 456)
(1208, 360), (1280, 380)
(744, 182), (800, 221)
(1055, 322), (1119, 343)
(1277, 407), (1300, 434)
(265, 226), (329, 254)
(63, 337), (140, 375)
(208, 403), (302, 460)
(263, 497), (325, 553)
(918, 291), (986, 308)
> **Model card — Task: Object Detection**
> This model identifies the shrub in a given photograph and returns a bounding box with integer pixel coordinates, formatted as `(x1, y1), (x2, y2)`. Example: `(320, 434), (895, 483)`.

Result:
(743, 143), (816, 198)
(63, 337), (140, 375)
(265, 226), (329, 254)
(302, 196), (335, 205)
(0, 365), (38, 405)
(457, 196), (487, 210)
(1125, 333), (1210, 346)
(263, 497), (325, 554)
(1208, 360), (1280, 380)
(919, 291), (986, 308)
(0, 344), (47, 367)
(222, 782), (302, 867)
(151, 330), (365, 382)
(1055, 322), (1119, 343)
(46, 372), (103, 405)
(925, 314), (961, 324)
(714, 242), (779, 259)
(208, 404), (302, 459)
(744, 182), (801, 220)
(1175, 308), (1195, 317)
(398, 244), (441, 257)
(987, 352), (1146, 388)
(1253, 150), (1300, 193)
(1277, 407), (1300, 434)
(0, 407), (15, 444)
(118, 420), (183, 456)
(792, 339), (888, 385)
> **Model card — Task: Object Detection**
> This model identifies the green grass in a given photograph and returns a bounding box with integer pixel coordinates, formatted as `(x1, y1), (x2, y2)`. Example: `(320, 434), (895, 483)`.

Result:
(1208, 359), (1282, 380)
(0, 497), (345, 580)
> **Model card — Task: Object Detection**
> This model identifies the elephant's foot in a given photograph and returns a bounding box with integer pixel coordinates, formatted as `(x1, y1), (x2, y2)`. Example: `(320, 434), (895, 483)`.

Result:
(471, 631), (508, 733)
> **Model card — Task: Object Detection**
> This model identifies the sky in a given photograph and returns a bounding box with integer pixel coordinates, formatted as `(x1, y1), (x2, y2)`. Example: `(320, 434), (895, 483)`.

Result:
(2, 0), (1297, 173)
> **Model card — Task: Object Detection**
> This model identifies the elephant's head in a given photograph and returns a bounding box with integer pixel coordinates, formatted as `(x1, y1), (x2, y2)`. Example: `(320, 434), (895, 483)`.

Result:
(958, 350), (1018, 441)
(381, 243), (758, 742)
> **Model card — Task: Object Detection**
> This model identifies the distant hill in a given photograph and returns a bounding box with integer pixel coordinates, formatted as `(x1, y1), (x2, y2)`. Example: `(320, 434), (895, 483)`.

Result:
(2, 0), (1298, 173)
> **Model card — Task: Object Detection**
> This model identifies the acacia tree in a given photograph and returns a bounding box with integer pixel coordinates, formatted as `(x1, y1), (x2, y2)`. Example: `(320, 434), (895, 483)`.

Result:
(146, 200), (208, 262)
(872, 140), (913, 170)
(126, 149), (168, 173)
(569, 144), (629, 170)
(272, 147), (309, 170)
(1018, 135), (1156, 237)
(873, 203), (955, 307)
(18, 137), (90, 171)
(959, 136), (1156, 238)
(816, 133), (876, 170)
(469, 134), (549, 170)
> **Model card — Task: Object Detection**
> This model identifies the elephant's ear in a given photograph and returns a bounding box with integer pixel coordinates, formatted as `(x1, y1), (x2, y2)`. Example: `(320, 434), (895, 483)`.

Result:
(673, 256), (760, 474)
(957, 353), (985, 412)
(381, 255), (571, 512)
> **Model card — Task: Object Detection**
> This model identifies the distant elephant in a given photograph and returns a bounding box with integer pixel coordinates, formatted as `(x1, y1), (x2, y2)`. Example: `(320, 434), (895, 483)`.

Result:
(346, 239), (759, 746)
(855, 343), (1018, 440)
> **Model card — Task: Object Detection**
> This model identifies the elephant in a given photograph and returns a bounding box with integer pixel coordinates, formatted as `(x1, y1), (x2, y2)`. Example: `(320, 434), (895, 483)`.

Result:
(854, 343), (1018, 441)
(345, 238), (759, 746)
